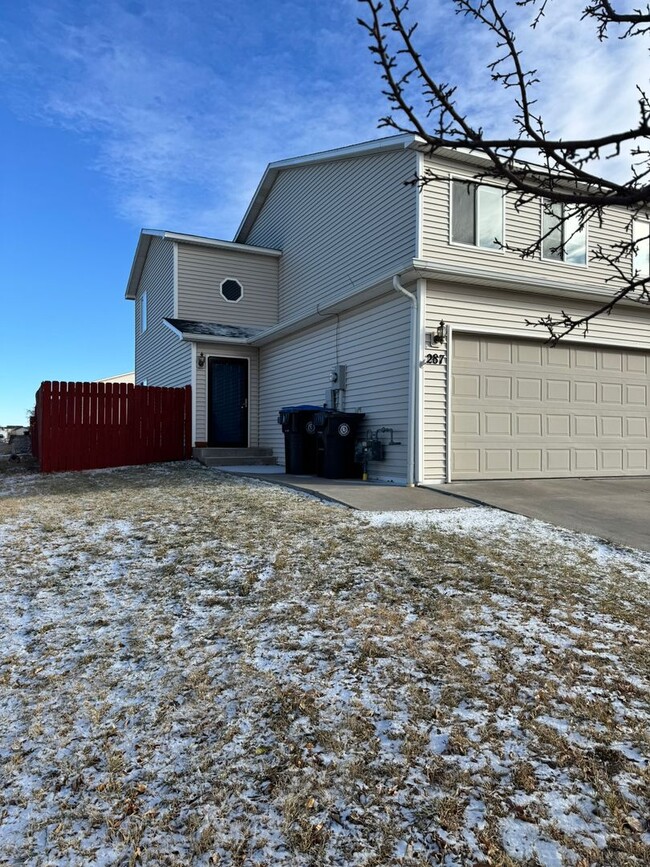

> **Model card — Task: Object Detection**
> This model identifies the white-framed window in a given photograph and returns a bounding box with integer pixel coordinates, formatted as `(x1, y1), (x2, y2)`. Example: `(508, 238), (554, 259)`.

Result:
(450, 179), (504, 250)
(632, 218), (650, 278)
(220, 278), (243, 303)
(140, 291), (147, 333)
(541, 202), (587, 265)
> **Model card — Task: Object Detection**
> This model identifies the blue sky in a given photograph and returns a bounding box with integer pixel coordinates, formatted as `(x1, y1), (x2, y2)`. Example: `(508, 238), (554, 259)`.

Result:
(0, 0), (645, 423)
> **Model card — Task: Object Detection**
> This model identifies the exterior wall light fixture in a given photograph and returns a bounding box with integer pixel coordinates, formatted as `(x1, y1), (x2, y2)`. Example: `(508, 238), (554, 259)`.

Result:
(429, 320), (446, 346)
(197, 352), (206, 369)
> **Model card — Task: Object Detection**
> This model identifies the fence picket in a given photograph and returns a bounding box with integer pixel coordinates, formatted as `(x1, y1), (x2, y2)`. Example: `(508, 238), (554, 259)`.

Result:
(33, 381), (191, 473)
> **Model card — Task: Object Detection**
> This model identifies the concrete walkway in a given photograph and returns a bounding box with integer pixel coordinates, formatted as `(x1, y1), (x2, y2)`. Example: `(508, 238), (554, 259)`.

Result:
(220, 466), (650, 552)
(220, 467), (474, 511)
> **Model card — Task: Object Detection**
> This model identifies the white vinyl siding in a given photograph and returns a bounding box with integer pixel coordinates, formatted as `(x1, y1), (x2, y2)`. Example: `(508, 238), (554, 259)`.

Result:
(242, 148), (418, 323)
(140, 291), (147, 332)
(194, 344), (260, 446)
(423, 280), (650, 481)
(258, 294), (411, 482)
(422, 156), (631, 292)
(135, 237), (191, 388)
(177, 243), (278, 327)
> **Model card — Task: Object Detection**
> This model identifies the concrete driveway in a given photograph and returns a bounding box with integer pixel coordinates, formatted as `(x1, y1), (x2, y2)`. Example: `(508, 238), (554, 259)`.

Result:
(429, 477), (650, 552)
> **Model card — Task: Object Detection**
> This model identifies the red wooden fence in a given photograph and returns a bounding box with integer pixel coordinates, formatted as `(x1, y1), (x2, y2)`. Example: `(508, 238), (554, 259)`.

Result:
(33, 382), (192, 473)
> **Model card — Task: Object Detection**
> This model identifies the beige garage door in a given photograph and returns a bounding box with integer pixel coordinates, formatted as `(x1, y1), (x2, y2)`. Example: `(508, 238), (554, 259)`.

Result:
(452, 334), (650, 480)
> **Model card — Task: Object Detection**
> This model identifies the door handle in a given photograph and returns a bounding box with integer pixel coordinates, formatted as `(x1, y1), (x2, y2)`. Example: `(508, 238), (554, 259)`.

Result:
(242, 398), (248, 410)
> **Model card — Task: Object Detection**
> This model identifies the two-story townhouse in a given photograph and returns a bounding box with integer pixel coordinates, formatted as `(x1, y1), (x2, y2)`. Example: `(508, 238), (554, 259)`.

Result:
(125, 134), (650, 484)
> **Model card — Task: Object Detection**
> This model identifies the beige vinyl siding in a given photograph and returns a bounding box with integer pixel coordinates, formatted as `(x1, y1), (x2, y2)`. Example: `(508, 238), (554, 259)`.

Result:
(243, 149), (418, 323)
(423, 280), (650, 480)
(421, 157), (632, 293)
(194, 345), (260, 446)
(135, 237), (191, 387)
(259, 294), (411, 481)
(177, 244), (278, 327)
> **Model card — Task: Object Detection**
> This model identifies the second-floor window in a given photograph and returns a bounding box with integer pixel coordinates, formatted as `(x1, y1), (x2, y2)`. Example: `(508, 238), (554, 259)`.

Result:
(541, 202), (587, 265)
(451, 180), (504, 250)
(633, 218), (650, 278)
(140, 291), (147, 333)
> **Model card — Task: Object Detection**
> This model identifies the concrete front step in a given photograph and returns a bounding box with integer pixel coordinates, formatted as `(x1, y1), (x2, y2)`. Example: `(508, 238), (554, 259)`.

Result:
(194, 447), (273, 459)
(193, 446), (277, 467)
(201, 455), (279, 467)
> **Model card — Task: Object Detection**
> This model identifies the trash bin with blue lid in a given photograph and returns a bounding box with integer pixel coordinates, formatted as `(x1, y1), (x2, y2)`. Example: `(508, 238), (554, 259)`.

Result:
(277, 405), (323, 474)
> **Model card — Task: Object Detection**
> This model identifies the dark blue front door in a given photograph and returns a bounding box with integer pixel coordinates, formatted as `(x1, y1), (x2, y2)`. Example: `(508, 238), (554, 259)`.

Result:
(208, 357), (248, 447)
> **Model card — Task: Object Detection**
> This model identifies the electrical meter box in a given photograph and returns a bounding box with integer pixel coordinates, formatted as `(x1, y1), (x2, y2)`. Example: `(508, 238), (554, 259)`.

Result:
(329, 365), (347, 390)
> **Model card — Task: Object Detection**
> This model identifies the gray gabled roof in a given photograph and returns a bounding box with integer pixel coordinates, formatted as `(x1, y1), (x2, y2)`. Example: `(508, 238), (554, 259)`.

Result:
(164, 318), (265, 342)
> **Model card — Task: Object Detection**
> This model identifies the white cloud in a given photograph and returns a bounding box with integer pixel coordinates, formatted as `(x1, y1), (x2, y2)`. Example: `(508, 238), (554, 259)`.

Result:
(0, 0), (388, 236)
(2, 0), (644, 236)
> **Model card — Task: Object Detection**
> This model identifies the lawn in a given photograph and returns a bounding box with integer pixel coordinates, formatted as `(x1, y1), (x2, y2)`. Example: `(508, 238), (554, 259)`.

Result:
(0, 462), (648, 866)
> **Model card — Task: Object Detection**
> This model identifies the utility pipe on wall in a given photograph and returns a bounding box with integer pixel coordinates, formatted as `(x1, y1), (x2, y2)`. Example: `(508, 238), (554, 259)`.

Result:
(392, 275), (417, 487)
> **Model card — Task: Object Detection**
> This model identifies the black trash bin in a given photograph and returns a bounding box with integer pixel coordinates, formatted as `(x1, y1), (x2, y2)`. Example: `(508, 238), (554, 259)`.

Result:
(277, 405), (322, 474)
(314, 410), (366, 479)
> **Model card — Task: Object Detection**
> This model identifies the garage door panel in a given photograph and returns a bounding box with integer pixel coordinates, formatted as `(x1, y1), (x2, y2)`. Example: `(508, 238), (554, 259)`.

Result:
(546, 346), (570, 367)
(575, 381), (598, 402)
(547, 449), (571, 472)
(601, 383), (623, 404)
(628, 450), (648, 470)
(627, 354), (647, 374)
(626, 384), (647, 404)
(602, 450), (624, 470)
(627, 417), (648, 437)
(516, 378), (542, 400)
(485, 413), (511, 435)
(547, 379), (570, 401)
(547, 414), (570, 436)
(601, 417), (623, 437)
(575, 348), (598, 369)
(517, 450), (542, 472)
(485, 341), (512, 363)
(485, 376), (511, 399)
(451, 334), (650, 479)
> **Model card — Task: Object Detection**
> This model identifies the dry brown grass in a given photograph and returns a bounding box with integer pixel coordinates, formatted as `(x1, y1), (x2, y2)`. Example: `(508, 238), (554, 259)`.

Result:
(0, 461), (648, 865)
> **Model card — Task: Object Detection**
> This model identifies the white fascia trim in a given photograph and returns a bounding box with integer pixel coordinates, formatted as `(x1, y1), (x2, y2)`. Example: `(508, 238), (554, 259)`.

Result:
(409, 258), (633, 305)
(416, 278), (426, 485)
(190, 343), (197, 446)
(162, 231), (281, 257)
(124, 230), (164, 300)
(415, 150), (424, 260)
(445, 323), (453, 484)
(173, 242), (179, 318)
(235, 134), (419, 242)
(251, 263), (415, 347)
(447, 321), (648, 351)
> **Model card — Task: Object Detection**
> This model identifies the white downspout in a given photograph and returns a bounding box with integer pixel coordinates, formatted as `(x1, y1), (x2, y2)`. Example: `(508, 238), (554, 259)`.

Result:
(393, 275), (417, 487)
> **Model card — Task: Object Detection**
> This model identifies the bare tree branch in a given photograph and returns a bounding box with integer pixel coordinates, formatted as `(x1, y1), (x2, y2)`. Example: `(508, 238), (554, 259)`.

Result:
(359, 0), (650, 337)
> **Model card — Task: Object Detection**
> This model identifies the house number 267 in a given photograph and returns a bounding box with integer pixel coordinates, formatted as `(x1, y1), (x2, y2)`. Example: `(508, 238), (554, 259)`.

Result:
(424, 353), (445, 365)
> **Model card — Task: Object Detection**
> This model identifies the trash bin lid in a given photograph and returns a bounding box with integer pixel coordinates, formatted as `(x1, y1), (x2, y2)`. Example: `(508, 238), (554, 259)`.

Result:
(279, 404), (324, 413)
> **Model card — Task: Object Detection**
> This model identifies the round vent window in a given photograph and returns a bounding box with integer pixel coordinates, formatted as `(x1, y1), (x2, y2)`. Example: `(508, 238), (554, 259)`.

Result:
(220, 278), (243, 303)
